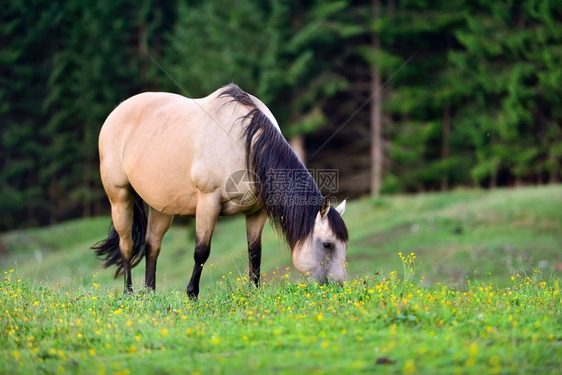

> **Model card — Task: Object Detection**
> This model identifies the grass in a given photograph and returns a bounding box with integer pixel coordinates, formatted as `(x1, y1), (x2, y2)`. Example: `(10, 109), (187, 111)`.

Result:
(1, 185), (561, 373)
(1, 259), (560, 374)
(347, 185), (562, 286)
(0, 186), (562, 375)
(1, 185), (561, 292)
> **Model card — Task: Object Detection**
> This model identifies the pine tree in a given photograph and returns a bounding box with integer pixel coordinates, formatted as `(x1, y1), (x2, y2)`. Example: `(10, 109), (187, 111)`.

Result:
(42, 0), (140, 221)
(450, 0), (562, 186)
(352, 0), (465, 193)
(0, 0), (63, 228)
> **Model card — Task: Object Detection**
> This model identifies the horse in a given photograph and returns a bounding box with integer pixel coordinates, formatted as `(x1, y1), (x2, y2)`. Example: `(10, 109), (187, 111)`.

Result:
(92, 84), (348, 298)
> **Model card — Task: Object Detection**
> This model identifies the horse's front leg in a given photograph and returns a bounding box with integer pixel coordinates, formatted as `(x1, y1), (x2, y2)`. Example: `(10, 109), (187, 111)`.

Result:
(144, 208), (174, 291)
(187, 195), (221, 300)
(246, 209), (268, 286)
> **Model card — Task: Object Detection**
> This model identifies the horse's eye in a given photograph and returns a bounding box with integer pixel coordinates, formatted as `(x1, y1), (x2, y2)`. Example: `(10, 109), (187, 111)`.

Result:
(322, 242), (333, 250)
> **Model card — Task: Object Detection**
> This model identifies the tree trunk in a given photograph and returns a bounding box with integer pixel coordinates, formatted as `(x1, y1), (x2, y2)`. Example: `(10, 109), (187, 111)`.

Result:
(289, 135), (306, 165)
(82, 166), (92, 218)
(288, 1), (306, 166)
(490, 170), (497, 189)
(370, 0), (382, 197)
(139, 22), (148, 89)
(441, 106), (451, 191)
(83, 121), (93, 218)
(549, 154), (559, 184)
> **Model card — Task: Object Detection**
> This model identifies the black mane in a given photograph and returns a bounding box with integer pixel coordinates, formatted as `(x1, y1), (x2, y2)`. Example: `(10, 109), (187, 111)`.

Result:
(219, 84), (348, 248)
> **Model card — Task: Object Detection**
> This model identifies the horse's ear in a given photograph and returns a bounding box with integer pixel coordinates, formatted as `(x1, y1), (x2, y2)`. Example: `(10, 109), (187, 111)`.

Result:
(320, 200), (331, 219)
(335, 199), (347, 216)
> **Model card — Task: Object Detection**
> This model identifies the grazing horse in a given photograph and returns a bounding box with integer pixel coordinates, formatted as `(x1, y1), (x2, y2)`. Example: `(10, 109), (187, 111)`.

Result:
(92, 84), (348, 298)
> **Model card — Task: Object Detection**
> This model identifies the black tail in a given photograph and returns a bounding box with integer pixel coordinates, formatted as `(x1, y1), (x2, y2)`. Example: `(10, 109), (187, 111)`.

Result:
(91, 195), (147, 278)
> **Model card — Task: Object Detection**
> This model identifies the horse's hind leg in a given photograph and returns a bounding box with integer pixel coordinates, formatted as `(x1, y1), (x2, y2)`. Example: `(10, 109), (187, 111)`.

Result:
(246, 209), (268, 286)
(186, 194), (221, 300)
(109, 188), (136, 294)
(145, 207), (173, 290)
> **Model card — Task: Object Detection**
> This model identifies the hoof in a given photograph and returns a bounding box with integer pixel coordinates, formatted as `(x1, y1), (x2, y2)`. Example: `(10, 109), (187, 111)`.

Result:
(187, 290), (198, 301)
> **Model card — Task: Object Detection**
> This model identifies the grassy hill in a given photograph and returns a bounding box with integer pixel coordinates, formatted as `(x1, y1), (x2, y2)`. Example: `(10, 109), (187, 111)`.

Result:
(1, 185), (561, 292)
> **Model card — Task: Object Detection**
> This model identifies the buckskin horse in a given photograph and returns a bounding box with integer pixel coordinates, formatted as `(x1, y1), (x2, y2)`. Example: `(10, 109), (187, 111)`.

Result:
(92, 84), (348, 298)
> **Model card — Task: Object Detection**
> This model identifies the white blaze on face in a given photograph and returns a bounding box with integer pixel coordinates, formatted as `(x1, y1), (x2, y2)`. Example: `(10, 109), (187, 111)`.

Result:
(291, 200), (348, 284)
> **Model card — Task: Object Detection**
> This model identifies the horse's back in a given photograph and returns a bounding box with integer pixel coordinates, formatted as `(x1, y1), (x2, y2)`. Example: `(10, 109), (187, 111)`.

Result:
(99, 89), (253, 215)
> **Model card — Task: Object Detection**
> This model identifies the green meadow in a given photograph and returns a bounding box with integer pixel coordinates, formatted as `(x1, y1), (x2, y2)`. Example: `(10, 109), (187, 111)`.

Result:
(1, 186), (561, 374)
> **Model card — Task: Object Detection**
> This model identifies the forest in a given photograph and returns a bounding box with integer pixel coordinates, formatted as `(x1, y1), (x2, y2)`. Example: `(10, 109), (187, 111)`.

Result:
(1, 0), (561, 231)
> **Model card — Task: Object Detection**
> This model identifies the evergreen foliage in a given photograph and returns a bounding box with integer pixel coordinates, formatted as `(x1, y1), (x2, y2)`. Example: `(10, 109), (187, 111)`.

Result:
(1, 0), (560, 230)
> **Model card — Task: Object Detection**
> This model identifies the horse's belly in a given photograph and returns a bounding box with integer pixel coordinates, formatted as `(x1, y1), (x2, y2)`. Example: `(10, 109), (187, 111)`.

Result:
(128, 158), (254, 217)
(155, 194), (198, 216)
(220, 200), (260, 216)
(139, 185), (258, 217)
(133, 180), (199, 216)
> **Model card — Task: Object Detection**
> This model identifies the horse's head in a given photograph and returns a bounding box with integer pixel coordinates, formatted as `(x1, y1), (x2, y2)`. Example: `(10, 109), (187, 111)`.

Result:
(291, 200), (348, 284)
